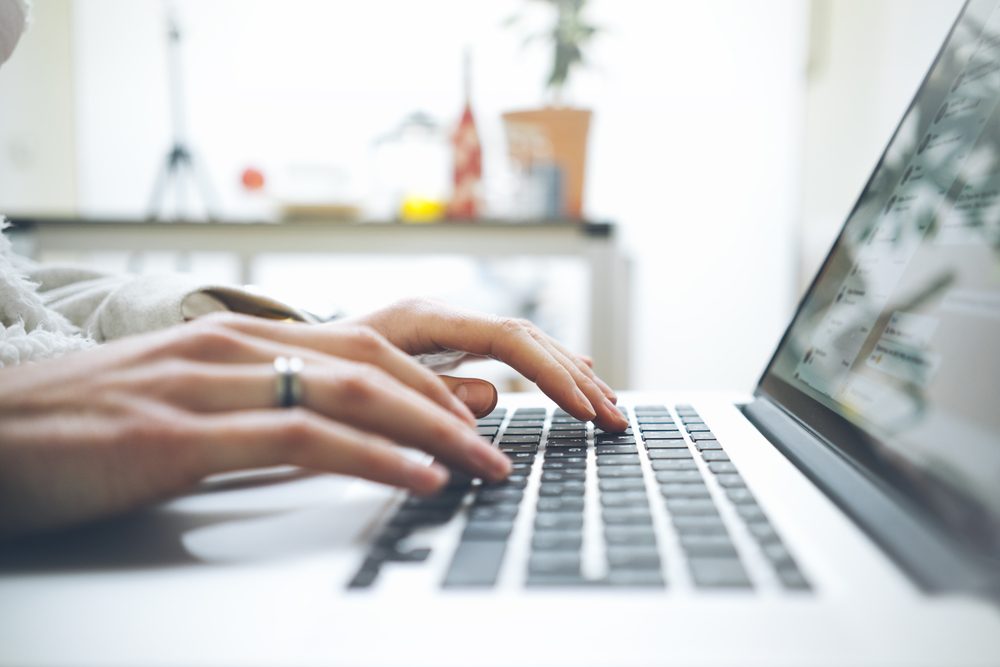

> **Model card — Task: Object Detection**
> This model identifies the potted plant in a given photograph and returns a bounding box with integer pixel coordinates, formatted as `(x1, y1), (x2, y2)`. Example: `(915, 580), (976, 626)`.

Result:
(503, 0), (601, 219)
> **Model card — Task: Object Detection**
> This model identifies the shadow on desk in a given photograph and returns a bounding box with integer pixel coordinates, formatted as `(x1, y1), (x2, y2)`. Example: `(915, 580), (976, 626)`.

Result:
(0, 469), (379, 574)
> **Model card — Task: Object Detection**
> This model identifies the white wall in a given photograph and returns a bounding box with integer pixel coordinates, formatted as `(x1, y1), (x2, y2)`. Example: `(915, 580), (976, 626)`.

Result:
(799, 0), (967, 289)
(4, 0), (811, 392)
(0, 0), (77, 215)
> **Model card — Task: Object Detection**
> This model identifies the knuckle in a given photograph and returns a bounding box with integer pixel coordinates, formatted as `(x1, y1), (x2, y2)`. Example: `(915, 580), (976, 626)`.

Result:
(174, 324), (246, 359)
(336, 365), (384, 402)
(279, 408), (317, 451)
(498, 316), (528, 337)
(349, 325), (386, 357)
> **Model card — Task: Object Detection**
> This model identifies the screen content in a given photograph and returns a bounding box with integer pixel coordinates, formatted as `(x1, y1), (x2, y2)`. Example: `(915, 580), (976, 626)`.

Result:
(766, 0), (1000, 556)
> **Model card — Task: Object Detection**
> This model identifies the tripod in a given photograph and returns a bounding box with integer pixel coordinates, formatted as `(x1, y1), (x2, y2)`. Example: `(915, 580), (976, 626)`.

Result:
(147, 2), (218, 221)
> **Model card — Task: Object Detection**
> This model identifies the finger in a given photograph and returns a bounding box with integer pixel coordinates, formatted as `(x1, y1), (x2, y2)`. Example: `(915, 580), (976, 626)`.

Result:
(528, 332), (627, 431)
(544, 336), (617, 403)
(425, 313), (617, 425)
(189, 316), (476, 426)
(196, 409), (450, 496)
(437, 376), (498, 418)
(159, 360), (511, 481)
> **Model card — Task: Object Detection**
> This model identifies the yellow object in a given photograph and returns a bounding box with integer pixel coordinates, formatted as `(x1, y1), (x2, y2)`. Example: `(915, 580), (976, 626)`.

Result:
(400, 196), (446, 223)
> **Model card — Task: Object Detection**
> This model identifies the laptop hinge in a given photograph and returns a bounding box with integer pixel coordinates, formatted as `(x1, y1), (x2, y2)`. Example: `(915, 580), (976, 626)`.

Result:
(742, 396), (1000, 601)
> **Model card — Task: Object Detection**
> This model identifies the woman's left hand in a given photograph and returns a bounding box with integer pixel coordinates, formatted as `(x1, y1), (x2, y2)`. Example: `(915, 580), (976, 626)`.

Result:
(345, 299), (628, 432)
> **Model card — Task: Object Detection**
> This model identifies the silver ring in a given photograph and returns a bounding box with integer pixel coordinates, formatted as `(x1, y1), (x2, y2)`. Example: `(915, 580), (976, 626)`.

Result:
(273, 356), (304, 408)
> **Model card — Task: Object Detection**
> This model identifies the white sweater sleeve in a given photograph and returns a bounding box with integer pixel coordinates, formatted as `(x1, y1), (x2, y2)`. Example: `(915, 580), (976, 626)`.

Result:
(25, 262), (316, 342)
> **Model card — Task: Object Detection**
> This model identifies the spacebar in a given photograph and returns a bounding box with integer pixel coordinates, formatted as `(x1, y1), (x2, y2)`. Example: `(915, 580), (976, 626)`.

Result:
(442, 540), (507, 587)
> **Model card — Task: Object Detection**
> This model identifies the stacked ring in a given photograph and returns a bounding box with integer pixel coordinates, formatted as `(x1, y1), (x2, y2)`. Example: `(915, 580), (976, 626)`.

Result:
(273, 356), (304, 408)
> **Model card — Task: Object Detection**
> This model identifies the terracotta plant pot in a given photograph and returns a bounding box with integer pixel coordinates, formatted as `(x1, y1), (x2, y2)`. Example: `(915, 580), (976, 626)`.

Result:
(502, 107), (592, 219)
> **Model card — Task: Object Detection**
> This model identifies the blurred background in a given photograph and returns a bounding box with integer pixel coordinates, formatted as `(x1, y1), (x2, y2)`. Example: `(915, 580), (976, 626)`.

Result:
(0, 0), (965, 392)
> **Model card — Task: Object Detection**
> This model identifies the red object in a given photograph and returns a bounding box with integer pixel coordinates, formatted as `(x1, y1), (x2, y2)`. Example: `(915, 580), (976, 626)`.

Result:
(449, 102), (482, 219)
(241, 167), (265, 191)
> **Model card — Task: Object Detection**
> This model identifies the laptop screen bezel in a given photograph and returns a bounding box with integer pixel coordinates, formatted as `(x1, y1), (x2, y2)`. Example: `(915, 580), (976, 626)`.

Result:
(753, 0), (1000, 564)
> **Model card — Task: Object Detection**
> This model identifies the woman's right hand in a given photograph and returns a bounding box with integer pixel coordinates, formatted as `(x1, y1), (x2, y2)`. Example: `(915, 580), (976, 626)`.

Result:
(0, 312), (511, 538)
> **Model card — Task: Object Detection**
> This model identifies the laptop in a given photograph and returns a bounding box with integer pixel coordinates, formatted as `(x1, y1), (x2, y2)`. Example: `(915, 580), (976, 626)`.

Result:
(1, 1), (999, 665)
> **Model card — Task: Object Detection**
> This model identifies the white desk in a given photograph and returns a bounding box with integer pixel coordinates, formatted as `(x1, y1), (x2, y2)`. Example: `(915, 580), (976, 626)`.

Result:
(13, 218), (632, 387)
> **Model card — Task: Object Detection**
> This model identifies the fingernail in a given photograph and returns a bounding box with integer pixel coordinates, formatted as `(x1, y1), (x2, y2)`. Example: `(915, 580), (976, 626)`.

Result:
(473, 441), (511, 479)
(429, 462), (450, 486)
(413, 462), (449, 495)
(574, 387), (597, 420)
(455, 381), (497, 417)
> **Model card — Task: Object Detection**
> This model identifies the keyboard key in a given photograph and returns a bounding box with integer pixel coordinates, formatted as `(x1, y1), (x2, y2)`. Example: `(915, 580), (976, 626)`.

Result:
(707, 461), (738, 474)
(477, 426), (498, 437)
(504, 451), (536, 463)
(545, 439), (588, 448)
(469, 505), (520, 520)
(596, 444), (638, 455)
(483, 475), (529, 489)
(671, 515), (728, 535)
(725, 487), (756, 504)
(715, 474), (746, 488)
(663, 498), (719, 516)
(748, 520), (780, 546)
(701, 451), (731, 462)
(607, 546), (661, 570)
(684, 424), (712, 432)
(602, 507), (654, 525)
(593, 435), (636, 445)
(476, 488), (524, 504)
(659, 483), (711, 499)
(689, 432), (717, 442)
(463, 520), (514, 541)
(648, 449), (693, 460)
(536, 496), (585, 512)
(761, 541), (795, 567)
(679, 533), (738, 557)
(694, 440), (723, 451)
(653, 470), (703, 483)
(348, 564), (380, 589)
(649, 459), (698, 471)
(604, 526), (657, 546)
(597, 466), (644, 479)
(643, 433), (686, 443)
(529, 552), (582, 575)
(532, 532), (583, 551)
(526, 574), (592, 587)
(549, 422), (587, 431)
(600, 490), (650, 507)
(500, 444), (537, 454)
(776, 565), (811, 590)
(594, 427), (633, 436)
(605, 570), (665, 587)
(689, 557), (752, 589)
(541, 470), (586, 483)
(535, 514), (585, 531)
(599, 478), (647, 492)
(504, 426), (542, 434)
(641, 425), (681, 432)
(596, 454), (641, 466)
(735, 504), (768, 523)
(545, 448), (588, 458)
(501, 435), (541, 444)
(542, 460), (587, 471)
(645, 439), (687, 451)
(539, 481), (585, 496)
(443, 540), (507, 587)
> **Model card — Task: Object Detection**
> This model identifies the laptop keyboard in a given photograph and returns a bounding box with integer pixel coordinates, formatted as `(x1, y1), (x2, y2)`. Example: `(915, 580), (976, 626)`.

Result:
(348, 405), (811, 592)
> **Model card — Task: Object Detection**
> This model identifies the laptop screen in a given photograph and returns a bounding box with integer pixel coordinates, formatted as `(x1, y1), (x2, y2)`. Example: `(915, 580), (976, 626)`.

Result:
(760, 0), (1000, 561)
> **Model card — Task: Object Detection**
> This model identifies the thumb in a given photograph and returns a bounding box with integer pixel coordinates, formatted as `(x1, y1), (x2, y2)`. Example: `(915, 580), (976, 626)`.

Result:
(438, 376), (498, 418)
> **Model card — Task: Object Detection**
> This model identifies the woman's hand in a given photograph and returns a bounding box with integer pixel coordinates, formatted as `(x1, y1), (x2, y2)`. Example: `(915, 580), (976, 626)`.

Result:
(0, 312), (510, 538)
(347, 298), (628, 432)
